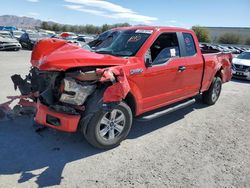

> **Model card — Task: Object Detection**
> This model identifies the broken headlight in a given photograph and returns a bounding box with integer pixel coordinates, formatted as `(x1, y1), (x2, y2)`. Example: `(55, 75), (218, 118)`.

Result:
(59, 77), (96, 106)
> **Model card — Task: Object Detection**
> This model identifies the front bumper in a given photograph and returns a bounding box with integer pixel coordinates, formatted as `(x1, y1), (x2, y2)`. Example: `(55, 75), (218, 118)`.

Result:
(35, 102), (81, 132)
(232, 70), (250, 80)
(0, 43), (21, 50)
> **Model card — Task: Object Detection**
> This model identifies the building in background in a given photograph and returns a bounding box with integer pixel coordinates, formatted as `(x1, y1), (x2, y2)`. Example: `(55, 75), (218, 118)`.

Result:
(203, 27), (250, 42)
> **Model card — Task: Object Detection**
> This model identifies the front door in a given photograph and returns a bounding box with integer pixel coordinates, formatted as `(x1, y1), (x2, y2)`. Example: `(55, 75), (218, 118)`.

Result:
(141, 32), (188, 112)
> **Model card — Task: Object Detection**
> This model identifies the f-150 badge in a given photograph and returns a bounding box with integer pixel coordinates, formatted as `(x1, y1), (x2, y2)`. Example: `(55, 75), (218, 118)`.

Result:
(130, 68), (143, 75)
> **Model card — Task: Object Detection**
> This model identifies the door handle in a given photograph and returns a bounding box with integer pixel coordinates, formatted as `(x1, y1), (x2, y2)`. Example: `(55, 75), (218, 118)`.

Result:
(178, 66), (186, 72)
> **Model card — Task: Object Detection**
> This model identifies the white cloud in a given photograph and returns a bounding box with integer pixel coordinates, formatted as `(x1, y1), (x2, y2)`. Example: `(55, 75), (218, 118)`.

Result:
(64, 0), (158, 24)
(64, 5), (105, 16)
(26, 0), (39, 2)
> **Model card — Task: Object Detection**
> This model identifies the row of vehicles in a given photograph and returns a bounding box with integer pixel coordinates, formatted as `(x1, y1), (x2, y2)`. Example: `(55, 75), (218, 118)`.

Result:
(0, 29), (95, 51)
(201, 44), (250, 80)
(200, 43), (250, 54)
(0, 30), (50, 51)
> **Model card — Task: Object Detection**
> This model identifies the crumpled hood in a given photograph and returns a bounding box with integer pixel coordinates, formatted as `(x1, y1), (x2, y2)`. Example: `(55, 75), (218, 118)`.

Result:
(0, 36), (19, 43)
(31, 38), (129, 71)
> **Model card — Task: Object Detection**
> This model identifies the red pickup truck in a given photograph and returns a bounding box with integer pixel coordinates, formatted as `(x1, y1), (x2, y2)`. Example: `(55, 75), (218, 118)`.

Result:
(10, 26), (232, 149)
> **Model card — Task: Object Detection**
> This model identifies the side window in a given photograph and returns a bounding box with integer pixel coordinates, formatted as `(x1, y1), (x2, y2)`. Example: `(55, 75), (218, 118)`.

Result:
(183, 33), (196, 56)
(149, 33), (180, 65)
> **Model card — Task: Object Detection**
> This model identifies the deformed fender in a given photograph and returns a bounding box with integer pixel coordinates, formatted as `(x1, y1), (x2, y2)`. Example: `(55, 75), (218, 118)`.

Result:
(98, 67), (130, 103)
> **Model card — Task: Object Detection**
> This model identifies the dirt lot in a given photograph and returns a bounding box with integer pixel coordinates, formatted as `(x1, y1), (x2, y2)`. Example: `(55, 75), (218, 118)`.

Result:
(0, 51), (249, 188)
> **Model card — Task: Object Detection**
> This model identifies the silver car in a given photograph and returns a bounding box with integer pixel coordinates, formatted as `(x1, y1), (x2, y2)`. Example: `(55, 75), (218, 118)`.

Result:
(232, 51), (250, 80)
(0, 31), (22, 51)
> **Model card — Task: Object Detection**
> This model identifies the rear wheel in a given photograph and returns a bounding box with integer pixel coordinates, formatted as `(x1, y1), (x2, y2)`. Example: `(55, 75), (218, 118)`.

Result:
(84, 101), (132, 149)
(202, 77), (222, 105)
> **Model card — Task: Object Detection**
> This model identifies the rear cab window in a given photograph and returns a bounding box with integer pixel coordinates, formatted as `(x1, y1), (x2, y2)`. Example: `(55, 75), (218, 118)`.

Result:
(183, 33), (196, 56)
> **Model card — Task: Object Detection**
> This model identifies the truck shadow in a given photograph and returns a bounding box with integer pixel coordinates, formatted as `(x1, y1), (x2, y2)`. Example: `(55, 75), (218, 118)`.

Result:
(0, 117), (103, 187)
(129, 98), (207, 139)
(0, 99), (207, 187)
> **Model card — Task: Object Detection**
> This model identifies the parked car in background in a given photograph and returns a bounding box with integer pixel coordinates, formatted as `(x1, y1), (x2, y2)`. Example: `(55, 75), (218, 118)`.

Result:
(38, 29), (56, 37)
(53, 32), (94, 49)
(19, 32), (49, 50)
(0, 30), (13, 38)
(0, 26), (17, 31)
(77, 35), (94, 43)
(227, 46), (240, 54)
(11, 30), (25, 41)
(60, 32), (78, 40)
(232, 51), (250, 80)
(235, 47), (246, 53)
(0, 34), (21, 51)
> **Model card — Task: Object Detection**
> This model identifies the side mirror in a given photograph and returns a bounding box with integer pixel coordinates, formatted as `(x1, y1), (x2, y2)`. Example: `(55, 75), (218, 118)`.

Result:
(145, 58), (153, 67)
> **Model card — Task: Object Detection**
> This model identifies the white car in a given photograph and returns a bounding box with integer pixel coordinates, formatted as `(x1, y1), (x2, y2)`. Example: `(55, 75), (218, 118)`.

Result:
(232, 51), (250, 80)
(0, 31), (22, 51)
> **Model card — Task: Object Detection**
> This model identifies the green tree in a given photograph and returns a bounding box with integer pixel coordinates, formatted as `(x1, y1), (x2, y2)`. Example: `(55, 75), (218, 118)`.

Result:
(218, 33), (241, 44)
(39, 22), (130, 34)
(191, 26), (211, 43)
(41, 21), (50, 30)
(51, 23), (61, 32)
(245, 37), (250, 45)
(61, 24), (70, 32)
(101, 24), (110, 32)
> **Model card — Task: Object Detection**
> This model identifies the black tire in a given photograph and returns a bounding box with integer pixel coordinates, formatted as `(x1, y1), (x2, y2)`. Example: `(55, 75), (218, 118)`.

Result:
(202, 77), (222, 105)
(84, 101), (132, 149)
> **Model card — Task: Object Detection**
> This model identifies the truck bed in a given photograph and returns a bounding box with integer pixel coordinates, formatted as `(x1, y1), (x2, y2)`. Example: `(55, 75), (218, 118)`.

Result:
(201, 52), (232, 92)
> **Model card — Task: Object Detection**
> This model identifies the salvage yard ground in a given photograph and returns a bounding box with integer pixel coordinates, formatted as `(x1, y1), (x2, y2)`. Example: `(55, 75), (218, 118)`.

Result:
(0, 51), (250, 187)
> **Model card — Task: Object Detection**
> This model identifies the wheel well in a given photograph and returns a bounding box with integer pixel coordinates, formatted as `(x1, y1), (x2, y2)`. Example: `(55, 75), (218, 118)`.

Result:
(215, 67), (223, 79)
(124, 92), (136, 116)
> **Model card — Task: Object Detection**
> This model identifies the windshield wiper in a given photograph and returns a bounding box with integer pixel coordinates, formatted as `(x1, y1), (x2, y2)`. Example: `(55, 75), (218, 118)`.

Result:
(95, 50), (120, 57)
(95, 50), (129, 57)
(95, 50), (112, 54)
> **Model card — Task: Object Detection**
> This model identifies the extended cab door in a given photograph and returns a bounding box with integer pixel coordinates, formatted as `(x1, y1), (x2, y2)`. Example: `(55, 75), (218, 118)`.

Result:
(178, 32), (204, 97)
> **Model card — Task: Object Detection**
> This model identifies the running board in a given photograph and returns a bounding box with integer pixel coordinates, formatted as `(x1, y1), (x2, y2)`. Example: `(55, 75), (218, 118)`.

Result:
(138, 98), (196, 121)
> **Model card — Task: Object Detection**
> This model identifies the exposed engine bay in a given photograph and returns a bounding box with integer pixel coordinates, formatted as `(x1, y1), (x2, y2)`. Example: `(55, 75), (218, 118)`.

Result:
(0, 66), (130, 120)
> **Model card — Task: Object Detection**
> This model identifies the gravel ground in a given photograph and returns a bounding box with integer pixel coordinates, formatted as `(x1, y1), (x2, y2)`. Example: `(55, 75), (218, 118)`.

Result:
(0, 51), (249, 188)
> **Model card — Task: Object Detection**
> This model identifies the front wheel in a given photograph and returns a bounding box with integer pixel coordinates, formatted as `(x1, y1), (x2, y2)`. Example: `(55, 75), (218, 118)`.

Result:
(202, 77), (222, 105)
(84, 101), (132, 149)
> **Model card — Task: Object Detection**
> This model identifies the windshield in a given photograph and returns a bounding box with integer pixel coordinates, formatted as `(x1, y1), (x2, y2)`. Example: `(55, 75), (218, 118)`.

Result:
(94, 29), (152, 57)
(88, 30), (119, 50)
(13, 31), (24, 36)
(237, 52), (250, 60)
(0, 32), (12, 38)
(29, 33), (46, 40)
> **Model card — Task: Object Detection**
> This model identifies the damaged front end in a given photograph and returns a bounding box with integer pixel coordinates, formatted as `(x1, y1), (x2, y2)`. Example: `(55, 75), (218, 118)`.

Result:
(1, 65), (130, 132)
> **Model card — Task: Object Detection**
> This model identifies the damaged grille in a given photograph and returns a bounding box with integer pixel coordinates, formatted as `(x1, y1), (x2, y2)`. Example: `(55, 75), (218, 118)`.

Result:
(32, 68), (98, 114)
(30, 68), (61, 93)
(11, 66), (105, 116)
(29, 68), (63, 106)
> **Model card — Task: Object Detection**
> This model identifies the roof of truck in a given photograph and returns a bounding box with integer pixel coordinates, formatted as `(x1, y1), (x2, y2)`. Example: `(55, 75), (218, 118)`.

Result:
(112, 26), (192, 33)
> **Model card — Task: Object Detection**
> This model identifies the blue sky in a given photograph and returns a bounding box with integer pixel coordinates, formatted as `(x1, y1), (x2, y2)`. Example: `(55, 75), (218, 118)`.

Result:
(1, 0), (250, 28)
